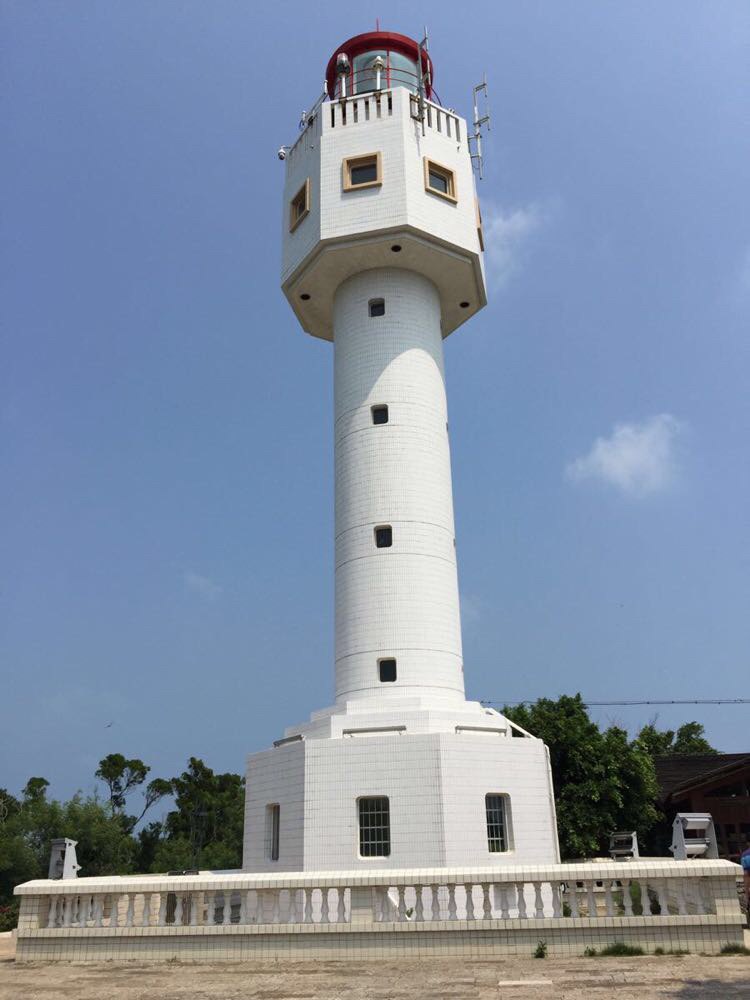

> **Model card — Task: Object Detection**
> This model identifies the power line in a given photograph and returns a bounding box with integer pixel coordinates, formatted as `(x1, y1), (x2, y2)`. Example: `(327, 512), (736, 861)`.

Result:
(481, 698), (750, 707)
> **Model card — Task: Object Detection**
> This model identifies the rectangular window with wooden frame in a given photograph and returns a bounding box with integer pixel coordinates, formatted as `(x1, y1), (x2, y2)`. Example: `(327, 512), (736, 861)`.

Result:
(289, 179), (310, 232)
(424, 158), (457, 203)
(343, 152), (382, 191)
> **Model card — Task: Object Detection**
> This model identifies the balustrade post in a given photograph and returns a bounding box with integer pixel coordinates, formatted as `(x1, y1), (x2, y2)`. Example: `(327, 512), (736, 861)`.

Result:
(533, 882), (544, 919)
(125, 893), (135, 927)
(447, 883), (457, 921)
(62, 896), (73, 928)
(604, 881), (614, 918)
(622, 879), (634, 917)
(46, 896), (58, 928)
(552, 883), (562, 918)
(174, 894), (183, 926)
(223, 891), (233, 925)
(568, 883), (580, 918)
(674, 880), (688, 916)
(516, 883), (527, 919)
(189, 892), (198, 926)
(654, 880), (670, 916)
(396, 886), (406, 921)
(205, 891), (215, 926)
(414, 885), (424, 922)
(320, 888), (330, 924)
(481, 883), (492, 920)
(498, 884), (510, 919)
(430, 884), (440, 921)
(303, 887), (313, 924)
(93, 895), (104, 927)
(586, 881), (597, 918)
(337, 887), (347, 923)
(464, 884), (475, 921)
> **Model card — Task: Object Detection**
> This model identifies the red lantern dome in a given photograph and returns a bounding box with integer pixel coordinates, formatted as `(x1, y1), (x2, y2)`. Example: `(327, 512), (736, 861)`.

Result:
(325, 31), (434, 100)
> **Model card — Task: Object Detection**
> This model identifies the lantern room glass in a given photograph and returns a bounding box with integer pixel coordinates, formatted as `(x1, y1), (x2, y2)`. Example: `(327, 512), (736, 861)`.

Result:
(346, 49), (421, 96)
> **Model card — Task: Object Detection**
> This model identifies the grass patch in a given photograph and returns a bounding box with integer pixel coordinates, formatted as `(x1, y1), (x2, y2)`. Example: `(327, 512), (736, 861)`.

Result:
(719, 943), (750, 955)
(654, 947), (690, 956)
(586, 941), (644, 957)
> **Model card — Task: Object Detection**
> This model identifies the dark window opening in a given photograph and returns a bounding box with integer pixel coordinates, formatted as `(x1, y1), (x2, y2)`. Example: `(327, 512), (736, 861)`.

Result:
(486, 794), (509, 853)
(375, 525), (392, 548)
(372, 405), (389, 425)
(266, 804), (280, 861)
(358, 796), (390, 857)
(428, 168), (449, 194)
(379, 658), (397, 682)
(369, 298), (385, 317)
(350, 161), (378, 186)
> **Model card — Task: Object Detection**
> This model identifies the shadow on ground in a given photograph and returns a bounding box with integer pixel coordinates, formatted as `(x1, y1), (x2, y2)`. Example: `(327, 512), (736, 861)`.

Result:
(677, 977), (750, 998)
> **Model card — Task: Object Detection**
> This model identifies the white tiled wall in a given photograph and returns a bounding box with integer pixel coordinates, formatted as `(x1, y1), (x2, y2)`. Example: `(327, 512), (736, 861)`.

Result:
(333, 268), (463, 703)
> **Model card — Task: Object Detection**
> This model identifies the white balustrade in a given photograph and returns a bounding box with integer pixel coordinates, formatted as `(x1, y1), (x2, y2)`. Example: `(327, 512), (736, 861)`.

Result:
(21, 858), (743, 958)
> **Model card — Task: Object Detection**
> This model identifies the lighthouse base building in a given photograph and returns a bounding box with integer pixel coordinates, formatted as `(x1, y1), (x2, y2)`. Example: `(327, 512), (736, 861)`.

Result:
(243, 701), (559, 872)
(242, 31), (559, 873)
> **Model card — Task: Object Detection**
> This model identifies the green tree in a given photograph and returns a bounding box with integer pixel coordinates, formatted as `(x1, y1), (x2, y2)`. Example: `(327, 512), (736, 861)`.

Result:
(503, 695), (659, 860)
(0, 778), (136, 912)
(95, 754), (171, 831)
(156, 757), (245, 871)
(637, 721), (717, 758)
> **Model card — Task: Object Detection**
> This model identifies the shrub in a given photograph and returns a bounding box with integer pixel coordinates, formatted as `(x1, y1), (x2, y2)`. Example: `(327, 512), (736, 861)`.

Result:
(0, 902), (18, 932)
(533, 940), (548, 959)
(598, 942), (645, 956)
(719, 943), (750, 955)
(583, 946), (597, 957)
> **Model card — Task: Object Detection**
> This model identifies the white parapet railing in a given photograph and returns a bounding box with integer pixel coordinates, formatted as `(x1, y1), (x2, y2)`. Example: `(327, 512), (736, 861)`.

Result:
(15, 859), (744, 962)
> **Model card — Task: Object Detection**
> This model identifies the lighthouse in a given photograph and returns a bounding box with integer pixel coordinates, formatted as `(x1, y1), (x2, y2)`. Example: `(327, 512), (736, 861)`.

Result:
(243, 31), (560, 872)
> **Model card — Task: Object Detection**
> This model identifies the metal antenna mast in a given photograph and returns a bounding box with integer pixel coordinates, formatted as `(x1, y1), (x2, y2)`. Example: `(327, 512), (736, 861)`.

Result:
(469, 76), (491, 179)
(415, 26), (431, 136)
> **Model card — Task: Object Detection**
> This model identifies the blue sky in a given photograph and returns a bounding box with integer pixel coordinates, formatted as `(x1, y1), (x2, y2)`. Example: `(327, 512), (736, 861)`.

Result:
(2, 1), (748, 804)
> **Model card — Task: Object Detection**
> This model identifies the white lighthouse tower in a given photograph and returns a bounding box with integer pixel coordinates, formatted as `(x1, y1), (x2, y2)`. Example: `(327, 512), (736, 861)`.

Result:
(243, 30), (559, 872)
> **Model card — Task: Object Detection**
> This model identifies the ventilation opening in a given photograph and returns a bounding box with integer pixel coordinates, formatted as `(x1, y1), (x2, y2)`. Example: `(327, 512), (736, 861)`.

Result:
(371, 405), (389, 425)
(369, 298), (385, 317)
(375, 525), (392, 548)
(378, 658), (397, 683)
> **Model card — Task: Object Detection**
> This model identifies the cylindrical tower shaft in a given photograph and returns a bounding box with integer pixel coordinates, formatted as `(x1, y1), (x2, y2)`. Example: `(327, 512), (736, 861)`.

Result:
(334, 268), (465, 704)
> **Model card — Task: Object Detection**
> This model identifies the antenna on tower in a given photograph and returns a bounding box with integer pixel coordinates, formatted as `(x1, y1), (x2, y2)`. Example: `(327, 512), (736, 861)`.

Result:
(414, 26), (431, 137)
(469, 76), (491, 179)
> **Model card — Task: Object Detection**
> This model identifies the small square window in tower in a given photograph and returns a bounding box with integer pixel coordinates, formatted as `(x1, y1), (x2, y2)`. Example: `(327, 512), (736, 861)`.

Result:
(289, 179), (310, 232)
(369, 298), (385, 317)
(423, 158), (457, 203)
(378, 658), (397, 682)
(358, 796), (390, 857)
(371, 404), (389, 425)
(485, 794), (510, 853)
(343, 153), (382, 191)
(375, 525), (392, 548)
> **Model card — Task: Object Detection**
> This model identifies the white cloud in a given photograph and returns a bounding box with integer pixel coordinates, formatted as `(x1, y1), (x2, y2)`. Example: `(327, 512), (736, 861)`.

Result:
(183, 570), (223, 601)
(482, 201), (550, 287)
(566, 414), (683, 497)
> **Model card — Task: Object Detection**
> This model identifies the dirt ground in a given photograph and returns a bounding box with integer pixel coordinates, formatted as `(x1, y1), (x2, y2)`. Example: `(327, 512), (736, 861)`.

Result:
(2, 934), (749, 999)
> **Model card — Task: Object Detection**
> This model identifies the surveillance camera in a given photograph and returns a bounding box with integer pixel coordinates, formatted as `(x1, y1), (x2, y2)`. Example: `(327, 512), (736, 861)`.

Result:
(277, 146), (287, 161)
